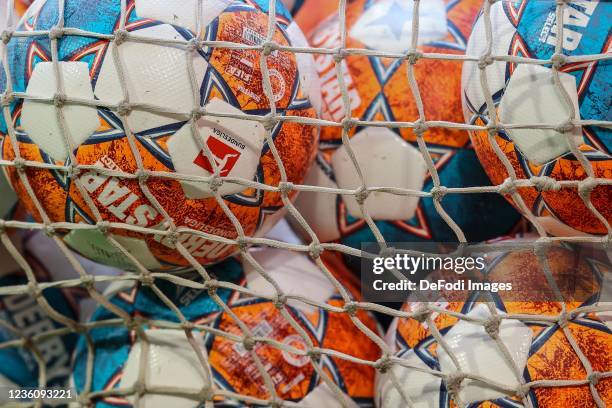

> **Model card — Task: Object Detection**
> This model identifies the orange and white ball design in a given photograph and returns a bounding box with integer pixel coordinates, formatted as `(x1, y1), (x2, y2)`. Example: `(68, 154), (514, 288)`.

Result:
(462, 0), (611, 236)
(73, 248), (382, 407)
(377, 237), (611, 407)
(292, 0), (523, 250)
(1, 0), (319, 271)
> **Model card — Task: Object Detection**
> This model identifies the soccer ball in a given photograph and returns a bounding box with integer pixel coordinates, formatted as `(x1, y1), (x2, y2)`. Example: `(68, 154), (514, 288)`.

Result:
(462, 0), (611, 236)
(0, 1), (17, 218)
(376, 238), (611, 407)
(72, 248), (381, 407)
(14, 0), (34, 17)
(1, 0), (319, 271)
(0, 238), (79, 403)
(293, 0), (522, 258)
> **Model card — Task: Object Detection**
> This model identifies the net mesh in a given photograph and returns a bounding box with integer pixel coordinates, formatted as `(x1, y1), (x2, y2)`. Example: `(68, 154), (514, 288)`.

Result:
(0, 0), (609, 407)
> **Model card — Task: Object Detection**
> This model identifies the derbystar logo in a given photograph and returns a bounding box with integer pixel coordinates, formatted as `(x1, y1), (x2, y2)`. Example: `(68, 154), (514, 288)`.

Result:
(193, 135), (241, 177)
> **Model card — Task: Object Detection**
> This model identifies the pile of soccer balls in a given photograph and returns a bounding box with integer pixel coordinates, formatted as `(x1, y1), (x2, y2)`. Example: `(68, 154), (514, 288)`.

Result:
(0, 0), (609, 406)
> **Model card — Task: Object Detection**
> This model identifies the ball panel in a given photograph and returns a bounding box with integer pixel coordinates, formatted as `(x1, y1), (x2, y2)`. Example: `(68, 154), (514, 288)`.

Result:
(208, 9), (298, 112)
(462, 0), (611, 235)
(2, 0), (319, 269)
(299, 0), (523, 251)
(22, 61), (99, 162)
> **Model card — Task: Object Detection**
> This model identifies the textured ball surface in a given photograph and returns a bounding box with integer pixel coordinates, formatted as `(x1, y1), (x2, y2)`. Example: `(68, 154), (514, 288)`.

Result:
(376, 238), (611, 407)
(72, 249), (381, 407)
(294, 0), (523, 257)
(462, 0), (611, 236)
(1, 0), (318, 271)
(0, 240), (80, 398)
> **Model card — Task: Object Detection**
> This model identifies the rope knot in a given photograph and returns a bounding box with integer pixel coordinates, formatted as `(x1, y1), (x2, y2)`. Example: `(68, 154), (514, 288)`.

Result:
(113, 29), (129, 46)
(28, 282), (43, 299)
(207, 175), (223, 192)
(478, 55), (494, 70)
(273, 293), (286, 309)
(181, 321), (195, 331)
(588, 371), (602, 386)
(379, 246), (396, 259)
(344, 301), (358, 316)
(191, 108), (203, 122)
(531, 176), (560, 192)
(13, 157), (26, 172)
(445, 372), (467, 396)
(278, 181), (294, 195)
(375, 355), (393, 374)
(163, 230), (178, 247)
(236, 237), (248, 252)
(498, 178), (517, 196)
(551, 53), (567, 69)
(242, 336), (256, 351)
(555, 120), (574, 134)
(406, 51), (422, 65)
(133, 381), (146, 396)
(557, 311), (569, 328)
(206, 281), (218, 297)
(484, 314), (501, 338)
(261, 113), (277, 131)
(117, 101), (132, 117)
(65, 164), (80, 179)
(307, 348), (321, 362)
(413, 120), (429, 136)
(77, 393), (90, 405)
(341, 117), (357, 131)
(412, 306), (431, 323)
(127, 315), (145, 331)
(80, 275), (95, 289)
(97, 221), (111, 234)
(1, 29), (12, 44)
(49, 27), (64, 40)
(140, 274), (154, 287)
(198, 387), (213, 402)
(431, 186), (447, 202)
(578, 177), (597, 200)
(261, 41), (278, 56)
(308, 242), (323, 259)
(1, 92), (14, 106)
(28, 282), (42, 299)
(43, 224), (55, 237)
(333, 48), (346, 63)
(186, 38), (200, 53)
(53, 93), (66, 108)
(515, 383), (530, 399)
(486, 123), (502, 136)
(354, 186), (369, 205)
(136, 170), (149, 183)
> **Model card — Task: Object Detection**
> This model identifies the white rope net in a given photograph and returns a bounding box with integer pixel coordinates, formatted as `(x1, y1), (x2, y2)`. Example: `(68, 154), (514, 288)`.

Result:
(0, 0), (609, 407)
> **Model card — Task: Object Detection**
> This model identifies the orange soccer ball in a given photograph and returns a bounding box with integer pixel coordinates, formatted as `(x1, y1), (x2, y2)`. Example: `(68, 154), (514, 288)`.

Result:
(1, 0), (319, 271)
(293, 0), (523, 257)
(376, 236), (611, 407)
(72, 249), (382, 406)
(462, 0), (611, 236)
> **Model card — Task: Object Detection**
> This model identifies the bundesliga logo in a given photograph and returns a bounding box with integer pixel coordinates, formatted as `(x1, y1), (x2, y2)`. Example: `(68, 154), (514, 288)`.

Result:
(193, 136), (242, 177)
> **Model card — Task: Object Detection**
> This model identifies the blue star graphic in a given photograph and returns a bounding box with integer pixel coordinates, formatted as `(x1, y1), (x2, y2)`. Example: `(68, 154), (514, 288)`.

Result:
(367, 0), (410, 41)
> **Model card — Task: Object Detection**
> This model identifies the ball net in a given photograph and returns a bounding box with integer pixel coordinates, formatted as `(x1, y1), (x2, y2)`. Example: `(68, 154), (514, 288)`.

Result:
(0, 0), (609, 407)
